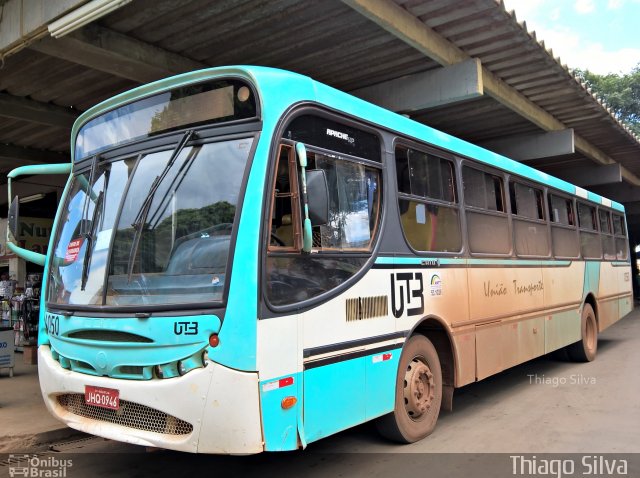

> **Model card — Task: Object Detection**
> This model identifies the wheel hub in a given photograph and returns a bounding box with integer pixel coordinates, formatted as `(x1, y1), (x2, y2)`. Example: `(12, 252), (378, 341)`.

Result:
(403, 358), (435, 418)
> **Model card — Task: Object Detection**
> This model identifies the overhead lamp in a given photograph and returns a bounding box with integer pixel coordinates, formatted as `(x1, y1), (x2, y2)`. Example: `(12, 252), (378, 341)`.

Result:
(48, 0), (133, 39)
(19, 193), (46, 204)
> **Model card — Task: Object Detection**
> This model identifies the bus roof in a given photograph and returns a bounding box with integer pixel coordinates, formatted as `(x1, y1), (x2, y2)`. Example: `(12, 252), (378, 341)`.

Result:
(73, 65), (624, 213)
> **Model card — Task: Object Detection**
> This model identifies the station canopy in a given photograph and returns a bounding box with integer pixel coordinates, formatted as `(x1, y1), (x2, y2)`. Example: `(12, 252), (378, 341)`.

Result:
(1, 0), (639, 235)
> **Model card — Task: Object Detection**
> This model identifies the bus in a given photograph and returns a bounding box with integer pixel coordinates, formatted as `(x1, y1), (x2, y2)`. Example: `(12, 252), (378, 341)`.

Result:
(6, 66), (633, 454)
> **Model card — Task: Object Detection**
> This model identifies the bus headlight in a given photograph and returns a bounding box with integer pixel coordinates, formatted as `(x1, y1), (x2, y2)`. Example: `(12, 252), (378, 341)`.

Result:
(178, 361), (187, 376)
(154, 365), (164, 379)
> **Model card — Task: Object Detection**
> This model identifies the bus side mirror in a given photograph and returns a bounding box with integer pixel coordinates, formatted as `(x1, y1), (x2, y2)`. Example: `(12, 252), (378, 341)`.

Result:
(8, 196), (19, 240)
(306, 170), (329, 226)
(6, 162), (71, 266)
(296, 142), (307, 168)
(296, 142), (313, 252)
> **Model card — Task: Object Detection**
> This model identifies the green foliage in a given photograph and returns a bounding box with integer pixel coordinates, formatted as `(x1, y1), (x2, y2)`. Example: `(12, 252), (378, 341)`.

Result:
(155, 201), (236, 238)
(574, 63), (640, 136)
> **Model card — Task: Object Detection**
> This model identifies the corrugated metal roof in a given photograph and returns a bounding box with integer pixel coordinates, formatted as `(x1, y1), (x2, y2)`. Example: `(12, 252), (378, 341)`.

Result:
(0, 0), (638, 197)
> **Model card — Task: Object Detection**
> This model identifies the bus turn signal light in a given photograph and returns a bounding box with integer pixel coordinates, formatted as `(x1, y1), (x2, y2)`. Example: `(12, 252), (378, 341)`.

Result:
(209, 334), (220, 347)
(281, 396), (297, 409)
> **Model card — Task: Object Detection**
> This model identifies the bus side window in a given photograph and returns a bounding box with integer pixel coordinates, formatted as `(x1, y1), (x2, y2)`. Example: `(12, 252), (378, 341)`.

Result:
(548, 194), (579, 258)
(462, 166), (510, 255)
(612, 214), (629, 260)
(269, 144), (300, 250)
(509, 182), (549, 257)
(599, 209), (616, 260)
(395, 145), (461, 253)
(577, 202), (602, 259)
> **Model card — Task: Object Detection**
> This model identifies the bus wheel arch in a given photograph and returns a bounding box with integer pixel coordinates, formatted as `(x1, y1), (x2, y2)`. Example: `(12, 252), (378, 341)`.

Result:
(376, 333), (442, 443)
(375, 317), (454, 443)
(567, 298), (598, 362)
(583, 293), (599, 331)
(412, 318), (455, 411)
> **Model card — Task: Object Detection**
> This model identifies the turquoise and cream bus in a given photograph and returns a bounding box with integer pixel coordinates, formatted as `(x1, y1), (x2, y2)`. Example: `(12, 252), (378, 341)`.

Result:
(6, 66), (632, 453)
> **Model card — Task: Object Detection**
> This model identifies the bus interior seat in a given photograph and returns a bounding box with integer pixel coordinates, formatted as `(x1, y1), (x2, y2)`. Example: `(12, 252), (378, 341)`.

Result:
(275, 213), (294, 246)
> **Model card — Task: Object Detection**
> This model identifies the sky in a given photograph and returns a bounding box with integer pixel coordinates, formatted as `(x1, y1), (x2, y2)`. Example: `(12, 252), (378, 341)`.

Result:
(502, 0), (640, 75)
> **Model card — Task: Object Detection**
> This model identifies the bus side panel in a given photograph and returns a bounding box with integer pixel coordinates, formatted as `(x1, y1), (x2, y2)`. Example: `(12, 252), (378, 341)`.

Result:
(257, 315), (301, 451)
(451, 329), (476, 387)
(259, 371), (302, 451)
(468, 264), (544, 379)
(583, 261), (601, 300)
(475, 322), (501, 380)
(301, 269), (398, 444)
(542, 262), (583, 352)
(613, 262), (633, 328)
(476, 316), (545, 380)
(617, 263), (633, 320)
(501, 317), (545, 369)
(466, 265), (544, 324)
(598, 262), (620, 331)
(542, 262), (584, 307)
(365, 348), (401, 420)
(303, 358), (366, 443)
(544, 310), (581, 353)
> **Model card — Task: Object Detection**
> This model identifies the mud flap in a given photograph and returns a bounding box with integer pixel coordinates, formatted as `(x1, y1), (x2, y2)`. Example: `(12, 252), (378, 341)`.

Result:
(442, 384), (454, 412)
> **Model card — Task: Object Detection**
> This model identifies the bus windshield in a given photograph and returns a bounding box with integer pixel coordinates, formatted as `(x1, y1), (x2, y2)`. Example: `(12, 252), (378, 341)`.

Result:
(48, 137), (253, 308)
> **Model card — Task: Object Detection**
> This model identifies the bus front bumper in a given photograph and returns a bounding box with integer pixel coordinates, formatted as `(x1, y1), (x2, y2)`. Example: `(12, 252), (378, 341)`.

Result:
(38, 345), (264, 454)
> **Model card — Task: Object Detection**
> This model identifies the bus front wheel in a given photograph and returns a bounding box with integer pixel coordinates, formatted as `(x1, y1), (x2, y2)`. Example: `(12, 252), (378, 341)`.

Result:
(567, 303), (598, 362)
(376, 334), (442, 443)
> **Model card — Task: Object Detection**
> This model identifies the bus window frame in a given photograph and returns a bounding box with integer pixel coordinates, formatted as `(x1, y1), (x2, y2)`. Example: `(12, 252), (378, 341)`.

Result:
(274, 141), (383, 254)
(267, 143), (303, 253)
(461, 162), (513, 257)
(547, 191), (580, 260)
(612, 212), (629, 261)
(46, 128), (260, 315)
(577, 200), (603, 260)
(261, 106), (386, 315)
(393, 139), (463, 256)
(598, 208), (617, 261)
(508, 178), (552, 259)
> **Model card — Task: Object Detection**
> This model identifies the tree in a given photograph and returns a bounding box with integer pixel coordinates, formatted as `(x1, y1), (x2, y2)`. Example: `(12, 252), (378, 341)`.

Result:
(574, 63), (640, 136)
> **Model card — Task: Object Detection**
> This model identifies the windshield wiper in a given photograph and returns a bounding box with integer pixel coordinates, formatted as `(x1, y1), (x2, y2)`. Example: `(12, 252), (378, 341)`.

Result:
(127, 130), (195, 282)
(80, 190), (104, 291)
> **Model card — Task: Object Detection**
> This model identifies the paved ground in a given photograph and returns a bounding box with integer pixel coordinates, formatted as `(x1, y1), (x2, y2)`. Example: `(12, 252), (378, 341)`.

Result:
(0, 351), (78, 452)
(0, 308), (639, 477)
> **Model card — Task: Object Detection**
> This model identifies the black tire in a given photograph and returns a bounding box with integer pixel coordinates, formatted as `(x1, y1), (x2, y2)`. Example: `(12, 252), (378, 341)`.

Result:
(376, 334), (442, 443)
(566, 303), (598, 362)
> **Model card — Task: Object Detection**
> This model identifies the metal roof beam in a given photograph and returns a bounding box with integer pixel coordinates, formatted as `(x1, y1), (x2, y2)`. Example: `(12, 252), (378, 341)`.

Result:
(350, 59), (483, 113)
(0, 144), (68, 165)
(0, 0), (86, 58)
(30, 24), (206, 84)
(0, 93), (79, 128)
(341, 0), (640, 186)
(478, 129), (574, 162)
(590, 183), (640, 204)
(623, 202), (640, 215)
(549, 163), (622, 188)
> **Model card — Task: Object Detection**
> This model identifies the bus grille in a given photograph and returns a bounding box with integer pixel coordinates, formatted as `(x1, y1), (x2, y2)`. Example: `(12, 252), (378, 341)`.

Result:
(67, 330), (153, 343)
(57, 394), (193, 436)
(346, 295), (389, 321)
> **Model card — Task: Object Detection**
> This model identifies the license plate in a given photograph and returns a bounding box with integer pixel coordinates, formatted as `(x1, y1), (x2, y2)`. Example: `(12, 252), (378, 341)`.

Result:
(85, 385), (120, 410)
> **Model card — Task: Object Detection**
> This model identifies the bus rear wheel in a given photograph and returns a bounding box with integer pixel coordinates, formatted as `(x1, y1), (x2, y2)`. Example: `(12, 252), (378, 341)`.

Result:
(567, 303), (598, 362)
(376, 334), (442, 443)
